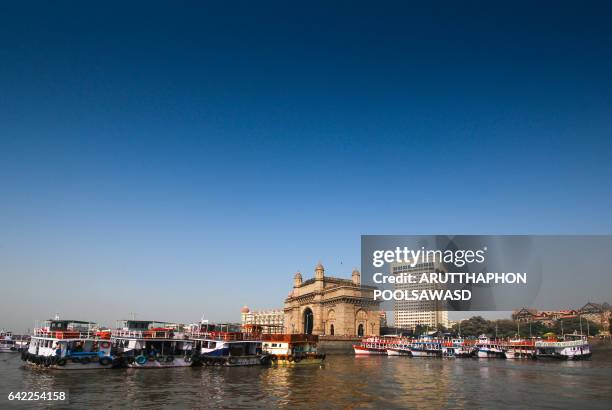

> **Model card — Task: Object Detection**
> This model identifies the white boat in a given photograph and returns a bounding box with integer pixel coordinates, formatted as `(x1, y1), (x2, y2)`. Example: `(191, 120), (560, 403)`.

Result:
(353, 337), (390, 355)
(385, 338), (412, 356)
(442, 338), (474, 358)
(187, 323), (270, 366)
(410, 335), (443, 357)
(111, 320), (194, 368)
(1, 330), (18, 353)
(535, 334), (591, 360)
(476, 335), (505, 358)
(22, 319), (115, 369)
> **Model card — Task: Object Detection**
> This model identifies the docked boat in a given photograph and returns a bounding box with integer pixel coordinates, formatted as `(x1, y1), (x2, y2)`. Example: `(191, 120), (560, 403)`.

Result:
(386, 338), (412, 356)
(262, 333), (325, 365)
(475, 334), (506, 358)
(442, 338), (474, 358)
(21, 319), (115, 369)
(353, 337), (390, 355)
(410, 335), (443, 357)
(504, 338), (535, 359)
(111, 320), (194, 368)
(1, 330), (18, 353)
(535, 334), (591, 360)
(187, 323), (269, 366)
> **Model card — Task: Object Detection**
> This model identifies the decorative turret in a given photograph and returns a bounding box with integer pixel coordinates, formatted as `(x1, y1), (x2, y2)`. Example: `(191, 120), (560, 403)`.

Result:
(241, 305), (250, 314)
(352, 268), (361, 285)
(293, 271), (302, 287)
(315, 262), (325, 281)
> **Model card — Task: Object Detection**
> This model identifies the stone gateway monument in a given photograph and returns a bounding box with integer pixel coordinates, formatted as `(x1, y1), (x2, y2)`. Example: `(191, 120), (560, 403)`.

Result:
(284, 263), (381, 336)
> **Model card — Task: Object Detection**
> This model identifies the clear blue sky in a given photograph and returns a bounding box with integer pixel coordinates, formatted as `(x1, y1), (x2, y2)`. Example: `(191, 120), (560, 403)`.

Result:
(1, 1), (612, 331)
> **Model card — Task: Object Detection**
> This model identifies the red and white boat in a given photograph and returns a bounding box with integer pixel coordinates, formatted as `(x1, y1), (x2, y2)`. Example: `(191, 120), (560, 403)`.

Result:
(353, 337), (391, 355)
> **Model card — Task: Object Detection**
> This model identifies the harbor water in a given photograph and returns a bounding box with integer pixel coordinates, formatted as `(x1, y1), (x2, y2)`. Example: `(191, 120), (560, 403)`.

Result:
(2, 349), (612, 408)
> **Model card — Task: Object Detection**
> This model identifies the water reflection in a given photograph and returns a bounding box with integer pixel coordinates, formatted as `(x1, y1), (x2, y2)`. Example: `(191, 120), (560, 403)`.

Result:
(2, 352), (612, 408)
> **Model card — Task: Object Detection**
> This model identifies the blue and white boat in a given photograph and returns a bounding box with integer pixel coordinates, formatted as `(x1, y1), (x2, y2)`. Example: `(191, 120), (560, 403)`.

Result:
(22, 318), (115, 369)
(410, 335), (443, 357)
(187, 322), (269, 366)
(476, 334), (505, 358)
(111, 320), (195, 368)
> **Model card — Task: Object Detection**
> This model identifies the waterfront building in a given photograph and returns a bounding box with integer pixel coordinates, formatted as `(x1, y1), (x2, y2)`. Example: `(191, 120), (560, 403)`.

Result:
(391, 260), (449, 331)
(579, 302), (611, 334)
(284, 263), (381, 336)
(240, 306), (284, 334)
(512, 303), (611, 334)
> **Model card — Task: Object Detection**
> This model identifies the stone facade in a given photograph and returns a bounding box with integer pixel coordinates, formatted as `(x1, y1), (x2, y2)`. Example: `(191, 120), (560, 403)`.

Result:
(284, 263), (381, 336)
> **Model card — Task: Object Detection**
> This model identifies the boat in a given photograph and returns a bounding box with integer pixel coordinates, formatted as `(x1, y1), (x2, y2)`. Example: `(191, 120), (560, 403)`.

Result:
(21, 319), (115, 369)
(503, 338), (535, 359)
(111, 320), (194, 368)
(386, 338), (412, 356)
(442, 338), (474, 358)
(187, 323), (270, 366)
(353, 337), (390, 355)
(1, 330), (18, 353)
(410, 335), (443, 357)
(535, 334), (591, 360)
(262, 333), (325, 365)
(13, 335), (30, 352)
(475, 334), (506, 358)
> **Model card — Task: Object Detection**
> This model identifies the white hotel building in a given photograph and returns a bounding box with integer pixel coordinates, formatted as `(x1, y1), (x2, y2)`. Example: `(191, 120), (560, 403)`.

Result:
(240, 306), (284, 334)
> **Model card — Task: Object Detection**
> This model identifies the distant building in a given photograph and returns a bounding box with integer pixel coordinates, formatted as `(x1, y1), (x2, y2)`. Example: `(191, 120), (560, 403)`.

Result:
(284, 263), (381, 336)
(512, 303), (611, 334)
(240, 306), (284, 334)
(391, 260), (449, 331)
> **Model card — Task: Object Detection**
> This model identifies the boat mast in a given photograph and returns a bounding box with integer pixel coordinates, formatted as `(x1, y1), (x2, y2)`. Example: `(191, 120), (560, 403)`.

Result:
(561, 319), (564, 336)
(586, 319), (590, 336)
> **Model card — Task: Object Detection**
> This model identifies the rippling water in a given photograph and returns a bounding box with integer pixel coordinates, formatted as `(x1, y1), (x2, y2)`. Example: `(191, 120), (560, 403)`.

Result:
(2, 349), (612, 408)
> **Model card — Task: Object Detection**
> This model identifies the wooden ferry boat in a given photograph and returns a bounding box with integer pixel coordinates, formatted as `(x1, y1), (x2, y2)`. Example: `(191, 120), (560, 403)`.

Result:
(386, 338), (412, 356)
(262, 334), (325, 365)
(410, 335), (443, 357)
(187, 323), (269, 366)
(22, 319), (115, 370)
(503, 338), (535, 359)
(353, 337), (391, 355)
(535, 334), (591, 360)
(442, 338), (475, 358)
(111, 320), (194, 368)
(475, 335), (506, 358)
(1, 330), (18, 353)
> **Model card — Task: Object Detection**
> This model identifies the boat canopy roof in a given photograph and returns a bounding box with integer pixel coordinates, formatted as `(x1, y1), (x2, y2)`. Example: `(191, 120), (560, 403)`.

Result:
(117, 320), (177, 330)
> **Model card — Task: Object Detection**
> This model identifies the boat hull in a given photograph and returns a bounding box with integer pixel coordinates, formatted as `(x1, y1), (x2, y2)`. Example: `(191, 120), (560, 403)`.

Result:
(200, 354), (271, 367)
(477, 349), (505, 358)
(386, 348), (412, 356)
(410, 349), (442, 357)
(536, 352), (592, 360)
(127, 358), (193, 368)
(353, 345), (387, 355)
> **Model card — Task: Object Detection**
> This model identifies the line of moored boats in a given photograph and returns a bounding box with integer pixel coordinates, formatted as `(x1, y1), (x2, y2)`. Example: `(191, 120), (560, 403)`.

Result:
(353, 333), (592, 360)
(3, 319), (325, 370)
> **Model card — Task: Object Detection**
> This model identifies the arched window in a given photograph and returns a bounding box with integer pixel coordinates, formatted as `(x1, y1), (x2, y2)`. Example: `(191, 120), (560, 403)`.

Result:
(357, 324), (364, 337)
(330, 324), (335, 336)
(303, 308), (314, 335)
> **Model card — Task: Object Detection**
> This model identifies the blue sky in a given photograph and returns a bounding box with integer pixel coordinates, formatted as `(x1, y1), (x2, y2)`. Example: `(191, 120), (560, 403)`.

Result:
(1, 1), (612, 331)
